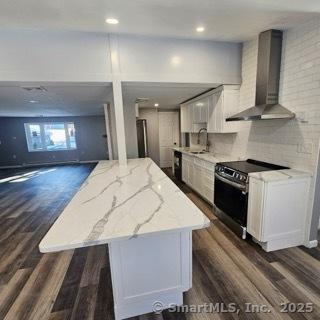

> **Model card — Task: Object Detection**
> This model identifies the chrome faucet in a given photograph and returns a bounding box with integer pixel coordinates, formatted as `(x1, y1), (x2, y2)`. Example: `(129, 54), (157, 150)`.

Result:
(197, 128), (210, 152)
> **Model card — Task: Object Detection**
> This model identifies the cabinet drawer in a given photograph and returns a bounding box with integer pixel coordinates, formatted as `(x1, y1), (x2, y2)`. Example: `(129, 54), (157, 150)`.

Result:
(202, 168), (214, 181)
(194, 158), (205, 167)
(194, 158), (214, 169)
(182, 154), (193, 162)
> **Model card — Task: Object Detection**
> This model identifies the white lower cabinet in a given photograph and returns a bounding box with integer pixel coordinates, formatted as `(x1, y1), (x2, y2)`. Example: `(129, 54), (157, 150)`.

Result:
(247, 176), (310, 251)
(182, 154), (194, 188)
(182, 154), (214, 204)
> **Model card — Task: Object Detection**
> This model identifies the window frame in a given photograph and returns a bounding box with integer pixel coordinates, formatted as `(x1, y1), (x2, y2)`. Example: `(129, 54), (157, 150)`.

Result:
(24, 122), (77, 152)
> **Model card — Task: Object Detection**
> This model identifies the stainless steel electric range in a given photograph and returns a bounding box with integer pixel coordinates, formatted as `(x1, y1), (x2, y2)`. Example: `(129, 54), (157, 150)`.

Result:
(214, 159), (288, 239)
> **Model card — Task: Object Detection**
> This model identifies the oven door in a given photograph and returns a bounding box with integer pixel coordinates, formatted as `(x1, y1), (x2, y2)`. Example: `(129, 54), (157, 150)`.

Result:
(214, 173), (248, 226)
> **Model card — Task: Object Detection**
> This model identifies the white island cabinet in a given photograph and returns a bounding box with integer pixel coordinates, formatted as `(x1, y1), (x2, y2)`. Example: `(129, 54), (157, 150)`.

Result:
(247, 169), (311, 251)
(39, 158), (210, 320)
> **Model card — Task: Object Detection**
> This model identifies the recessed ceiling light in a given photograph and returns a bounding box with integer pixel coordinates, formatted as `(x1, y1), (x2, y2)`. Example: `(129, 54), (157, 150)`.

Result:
(154, 103), (159, 107)
(196, 26), (205, 33)
(29, 100), (38, 103)
(106, 18), (119, 25)
(171, 56), (181, 66)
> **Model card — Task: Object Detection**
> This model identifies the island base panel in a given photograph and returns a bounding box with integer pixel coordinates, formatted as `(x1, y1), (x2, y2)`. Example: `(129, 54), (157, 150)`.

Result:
(108, 231), (192, 319)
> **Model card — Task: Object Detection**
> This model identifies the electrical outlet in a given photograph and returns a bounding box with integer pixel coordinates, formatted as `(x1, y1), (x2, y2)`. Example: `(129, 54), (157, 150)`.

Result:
(296, 112), (308, 123)
(297, 142), (313, 154)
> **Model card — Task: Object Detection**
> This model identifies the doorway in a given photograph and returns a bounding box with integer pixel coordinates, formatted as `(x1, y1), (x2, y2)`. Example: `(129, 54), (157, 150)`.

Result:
(159, 111), (179, 168)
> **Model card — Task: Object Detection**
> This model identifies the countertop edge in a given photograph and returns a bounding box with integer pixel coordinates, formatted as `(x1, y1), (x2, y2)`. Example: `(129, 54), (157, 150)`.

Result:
(39, 219), (211, 253)
(248, 169), (312, 182)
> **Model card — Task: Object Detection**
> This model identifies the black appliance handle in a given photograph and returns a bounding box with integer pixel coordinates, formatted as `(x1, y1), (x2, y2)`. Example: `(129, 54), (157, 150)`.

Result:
(214, 173), (247, 192)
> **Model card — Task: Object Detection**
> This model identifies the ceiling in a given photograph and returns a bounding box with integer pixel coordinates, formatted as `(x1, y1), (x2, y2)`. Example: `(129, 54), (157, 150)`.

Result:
(0, 83), (112, 117)
(0, 1), (319, 41)
(122, 83), (213, 109)
(0, 82), (212, 117)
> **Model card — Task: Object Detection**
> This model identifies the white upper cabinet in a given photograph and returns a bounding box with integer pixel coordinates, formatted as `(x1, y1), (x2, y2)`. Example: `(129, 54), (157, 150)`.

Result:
(180, 103), (193, 133)
(207, 85), (239, 133)
(193, 97), (209, 124)
(180, 85), (239, 133)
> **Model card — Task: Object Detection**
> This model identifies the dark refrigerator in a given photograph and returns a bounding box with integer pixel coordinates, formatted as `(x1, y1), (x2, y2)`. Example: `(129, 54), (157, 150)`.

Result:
(136, 119), (148, 158)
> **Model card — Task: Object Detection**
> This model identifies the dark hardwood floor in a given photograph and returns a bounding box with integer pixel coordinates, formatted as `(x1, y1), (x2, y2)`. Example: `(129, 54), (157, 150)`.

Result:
(0, 164), (319, 320)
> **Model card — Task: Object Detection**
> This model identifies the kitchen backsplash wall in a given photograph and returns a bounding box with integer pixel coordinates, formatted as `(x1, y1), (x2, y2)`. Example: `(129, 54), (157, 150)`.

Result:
(191, 17), (320, 175)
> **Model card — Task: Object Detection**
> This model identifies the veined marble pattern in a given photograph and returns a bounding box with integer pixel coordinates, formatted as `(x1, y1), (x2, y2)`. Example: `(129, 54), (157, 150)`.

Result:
(249, 169), (311, 182)
(39, 158), (210, 253)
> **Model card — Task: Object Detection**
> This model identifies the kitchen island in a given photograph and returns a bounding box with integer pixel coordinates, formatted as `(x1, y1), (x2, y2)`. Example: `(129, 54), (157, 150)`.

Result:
(39, 158), (210, 319)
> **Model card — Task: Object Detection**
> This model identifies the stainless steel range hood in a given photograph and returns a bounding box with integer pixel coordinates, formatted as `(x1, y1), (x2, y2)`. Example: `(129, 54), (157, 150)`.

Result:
(227, 29), (295, 121)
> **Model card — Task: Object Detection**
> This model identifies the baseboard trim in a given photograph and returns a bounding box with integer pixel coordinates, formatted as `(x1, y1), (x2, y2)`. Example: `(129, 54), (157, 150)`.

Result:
(79, 160), (100, 164)
(305, 240), (318, 248)
(0, 165), (23, 169)
(0, 160), (100, 170)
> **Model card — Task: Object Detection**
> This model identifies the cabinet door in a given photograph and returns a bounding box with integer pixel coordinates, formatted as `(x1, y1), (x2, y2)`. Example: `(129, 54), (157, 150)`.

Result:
(202, 105), (208, 122)
(181, 104), (194, 132)
(207, 93), (217, 132)
(192, 102), (201, 123)
(200, 98), (209, 122)
(193, 163), (203, 194)
(262, 179), (309, 243)
(193, 98), (209, 123)
(207, 87), (239, 133)
(187, 104), (194, 132)
(187, 160), (194, 187)
(182, 158), (188, 183)
(201, 167), (214, 203)
(214, 91), (224, 132)
(180, 105), (187, 133)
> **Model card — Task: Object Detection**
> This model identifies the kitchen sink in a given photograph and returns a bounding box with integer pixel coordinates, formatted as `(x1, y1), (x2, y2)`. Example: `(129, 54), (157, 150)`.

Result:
(190, 151), (206, 154)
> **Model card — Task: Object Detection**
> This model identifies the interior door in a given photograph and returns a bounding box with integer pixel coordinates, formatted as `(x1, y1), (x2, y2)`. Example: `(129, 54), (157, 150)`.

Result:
(159, 112), (179, 168)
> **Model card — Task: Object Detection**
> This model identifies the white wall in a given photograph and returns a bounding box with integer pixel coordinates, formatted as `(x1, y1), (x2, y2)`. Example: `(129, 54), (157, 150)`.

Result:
(117, 34), (242, 84)
(0, 30), (242, 84)
(191, 18), (320, 241)
(0, 29), (112, 82)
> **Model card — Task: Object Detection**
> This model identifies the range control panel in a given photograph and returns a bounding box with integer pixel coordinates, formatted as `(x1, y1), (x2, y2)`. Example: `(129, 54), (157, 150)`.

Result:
(215, 164), (248, 184)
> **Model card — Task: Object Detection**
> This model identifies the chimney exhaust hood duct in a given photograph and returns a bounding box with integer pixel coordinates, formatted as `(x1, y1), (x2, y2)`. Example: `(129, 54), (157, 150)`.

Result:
(226, 29), (295, 121)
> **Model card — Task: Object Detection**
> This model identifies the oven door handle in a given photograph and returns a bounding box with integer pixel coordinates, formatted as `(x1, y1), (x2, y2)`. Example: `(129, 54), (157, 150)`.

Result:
(214, 173), (247, 193)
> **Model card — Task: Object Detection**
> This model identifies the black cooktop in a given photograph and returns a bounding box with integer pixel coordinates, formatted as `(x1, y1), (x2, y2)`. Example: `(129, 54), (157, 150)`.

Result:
(218, 159), (289, 174)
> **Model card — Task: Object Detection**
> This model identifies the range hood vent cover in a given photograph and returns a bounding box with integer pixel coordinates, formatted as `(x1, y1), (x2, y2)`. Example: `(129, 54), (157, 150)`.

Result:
(227, 29), (295, 121)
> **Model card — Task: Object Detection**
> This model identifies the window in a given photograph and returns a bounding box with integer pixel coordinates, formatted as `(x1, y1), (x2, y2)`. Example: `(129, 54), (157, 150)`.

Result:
(24, 122), (77, 152)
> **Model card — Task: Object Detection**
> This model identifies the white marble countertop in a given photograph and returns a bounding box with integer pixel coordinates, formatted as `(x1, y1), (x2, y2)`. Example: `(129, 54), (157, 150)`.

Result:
(172, 147), (241, 164)
(249, 169), (312, 182)
(39, 158), (210, 253)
